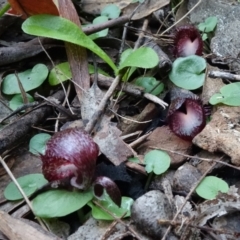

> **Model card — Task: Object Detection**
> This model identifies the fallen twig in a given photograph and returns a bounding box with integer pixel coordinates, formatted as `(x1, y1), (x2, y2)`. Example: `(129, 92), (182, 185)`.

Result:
(209, 70), (240, 81)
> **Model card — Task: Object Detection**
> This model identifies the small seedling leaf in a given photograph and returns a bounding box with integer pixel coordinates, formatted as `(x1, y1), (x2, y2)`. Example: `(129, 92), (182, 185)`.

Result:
(135, 77), (164, 95)
(48, 62), (109, 86)
(88, 193), (133, 220)
(89, 16), (109, 40)
(118, 47), (159, 71)
(198, 16), (218, 32)
(169, 55), (206, 90)
(196, 176), (229, 200)
(144, 150), (170, 175)
(32, 189), (93, 218)
(209, 82), (240, 106)
(22, 15), (117, 72)
(9, 93), (34, 111)
(29, 133), (51, 155)
(2, 64), (48, 95)
(101, 4), (121, 19)
(4, 174), (48, 201)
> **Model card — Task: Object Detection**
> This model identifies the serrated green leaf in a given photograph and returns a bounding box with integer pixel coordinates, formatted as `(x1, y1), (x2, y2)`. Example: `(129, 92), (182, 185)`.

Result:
(101, 4), (121, 19)
(169, 55), (206, 90)
(2, 64), (48, 95)
(135, 77), (164, 95)
(4, 174), (48, 201)
(118, 47), (159, 71)
(29, 133), (51, 155)
(196, 176), (229, 200)
(32, 190), (93, 218)
(22, 15), (117, 72)
(144, 150), (170, 175)
(9, 93), (34, 111)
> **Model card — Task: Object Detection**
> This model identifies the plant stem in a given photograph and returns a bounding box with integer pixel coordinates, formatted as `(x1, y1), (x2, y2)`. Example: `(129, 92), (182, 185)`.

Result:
(144, 172), (154, 191)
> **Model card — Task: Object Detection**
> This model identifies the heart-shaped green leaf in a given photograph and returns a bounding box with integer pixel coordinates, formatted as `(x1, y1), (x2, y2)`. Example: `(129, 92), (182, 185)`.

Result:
(144, 150), (170, 175)
(29, 133), (51, 155)
(169, 55), (206, 90)
(198, 16), (218, 33)
(22, 15), (117, 72)
(101, 4), (121, 19)
(4, 174), (48, 201)
(135, 77), (164, 95)
(196, 176), (229, 200)
(32, 189), (93, 218)
(209, 82), (240, 106)
(2, 64), (48, 95)
(89, 16), (109, 40)
(9, 93), (34, 110)
(48, 62), (109, 86)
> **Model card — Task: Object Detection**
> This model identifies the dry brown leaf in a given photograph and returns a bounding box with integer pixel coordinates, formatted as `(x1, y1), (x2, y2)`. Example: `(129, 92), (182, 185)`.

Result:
(81, 0), (170, 20)
(81, 84), (132, 165)
(0, 211), (56, 240)
(123, 0), (170, 20)
(81, 0), (132, 15)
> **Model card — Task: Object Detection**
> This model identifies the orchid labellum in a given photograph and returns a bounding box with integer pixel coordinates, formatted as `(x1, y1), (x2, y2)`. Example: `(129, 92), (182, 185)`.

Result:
(167, 90), (206, 141)
(173, 25), (203, 57)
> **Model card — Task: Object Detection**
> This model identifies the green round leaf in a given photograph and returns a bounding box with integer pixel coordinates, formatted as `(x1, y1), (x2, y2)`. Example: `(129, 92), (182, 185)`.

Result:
(88, 194), (133, 220)
(89, 16), (109, 40)
(49, 62), (109, 86)
(32, 189), (93, 218)
(4, 174), (48, 201)
(22, 15), (117, 72)
(144, 150), (170, 175)
(196, 176), (229, 200)
(29, 133), (51, 155)
(209, 83), (240, 106)
(48, 62), (71, 86)
(169, 55), (206, 90)
(118, 47), (159, 71)
(101, 4), (121, 19)
(135, 77), (164, 95)
(9, 93), (34, 111)
(198, 16), (218, 32)
(2, 64), (48, 95)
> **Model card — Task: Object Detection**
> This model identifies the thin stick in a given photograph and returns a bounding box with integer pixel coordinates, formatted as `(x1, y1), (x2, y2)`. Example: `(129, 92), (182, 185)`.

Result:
(160, 0), (202, 36)
(150, 146), (240, 172)
(209, 70), (240, 81)
(158, 219), (238, 236)
(85, 75), (122, 133)
(92, 200), (141, 240)
(161, 161), (219, 240)
(0, 155), (48, 231)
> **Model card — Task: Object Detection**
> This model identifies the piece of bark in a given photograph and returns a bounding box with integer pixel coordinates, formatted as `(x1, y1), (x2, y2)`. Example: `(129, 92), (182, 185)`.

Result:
(0, 90), (64, 154)
(0, 38), (62, 67)
(0, 210), (58, 240)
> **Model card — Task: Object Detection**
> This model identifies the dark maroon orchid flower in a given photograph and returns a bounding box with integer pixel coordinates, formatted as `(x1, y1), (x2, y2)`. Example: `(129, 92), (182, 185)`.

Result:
(41, 128), (99, 190)
(173, 25), (203, 57)
(41, 128), (122, 205)
(167, 90), (206, 141)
